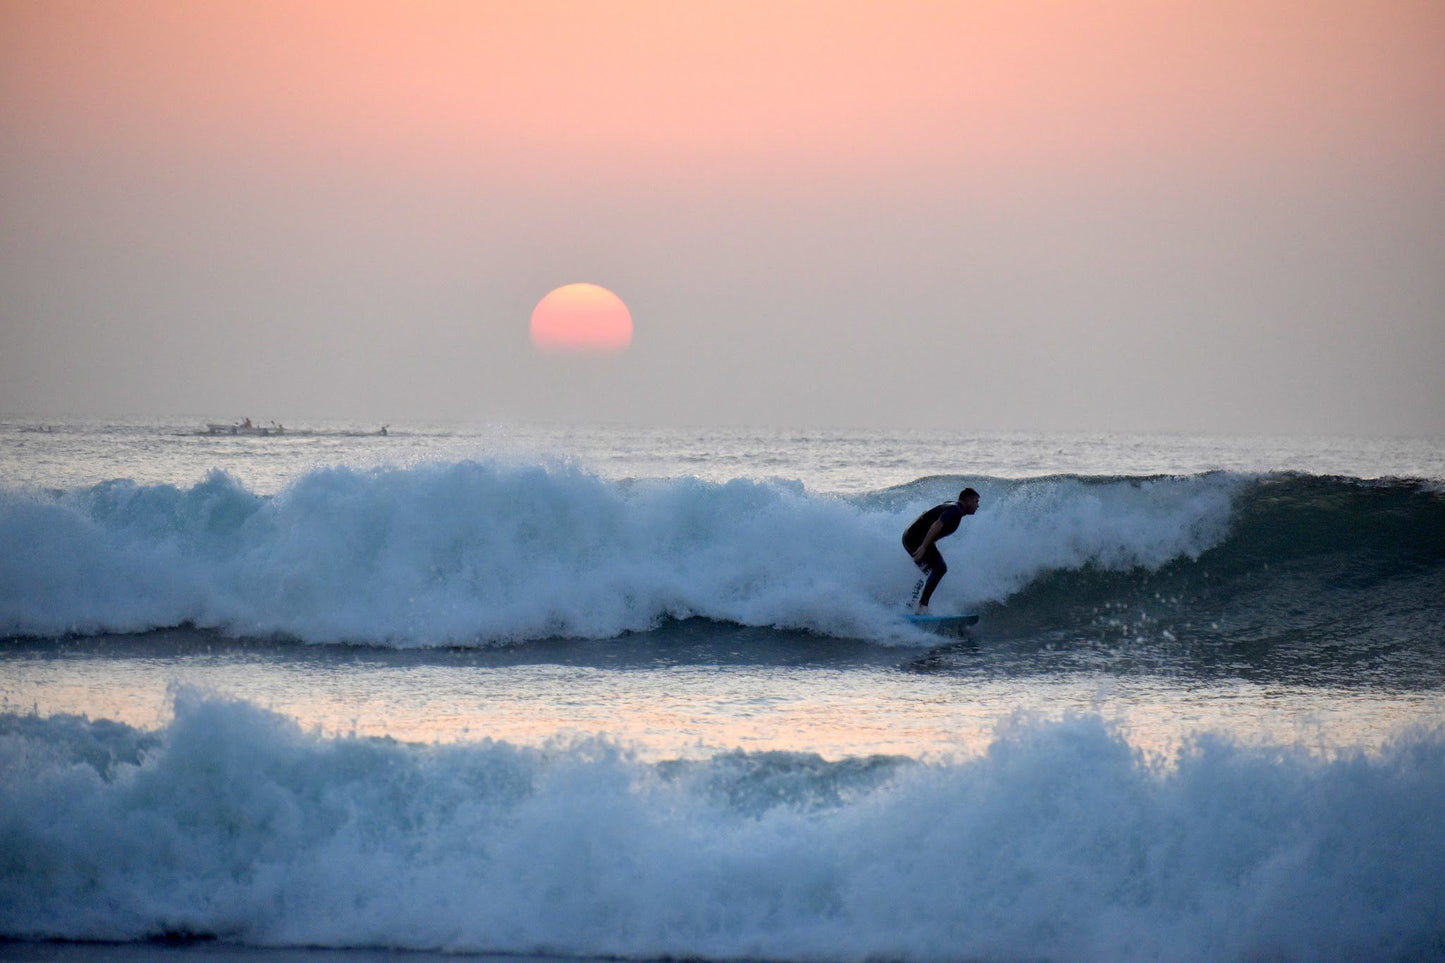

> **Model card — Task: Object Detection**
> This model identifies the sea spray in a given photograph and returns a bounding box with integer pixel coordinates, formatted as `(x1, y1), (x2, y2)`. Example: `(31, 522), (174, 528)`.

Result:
(1, 462), (1246, 645)
(2, 693), (1442, 961)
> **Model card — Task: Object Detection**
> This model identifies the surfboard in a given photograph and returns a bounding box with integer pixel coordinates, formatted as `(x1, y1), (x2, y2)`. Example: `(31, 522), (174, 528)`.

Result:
(906, 612), (980, 627)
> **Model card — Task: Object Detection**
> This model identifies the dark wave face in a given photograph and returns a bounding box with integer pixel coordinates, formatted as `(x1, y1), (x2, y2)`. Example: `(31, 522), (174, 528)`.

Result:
(2, 466), (1441, 665)
(971, 475), (1445, 684)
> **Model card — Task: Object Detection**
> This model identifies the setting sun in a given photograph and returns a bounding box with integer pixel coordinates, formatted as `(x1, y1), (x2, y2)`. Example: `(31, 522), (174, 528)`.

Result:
(530, 283), (633, 353)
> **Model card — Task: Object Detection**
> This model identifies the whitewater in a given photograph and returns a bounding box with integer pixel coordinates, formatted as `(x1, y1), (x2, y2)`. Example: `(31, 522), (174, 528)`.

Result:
(2, 420), (1443, 963)
(0, 461), (1242, 645)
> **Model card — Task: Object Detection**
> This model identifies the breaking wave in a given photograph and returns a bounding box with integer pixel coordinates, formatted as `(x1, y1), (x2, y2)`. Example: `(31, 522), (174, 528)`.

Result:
(1, 462), (1439, 648)
(2, 694), (1442, 961)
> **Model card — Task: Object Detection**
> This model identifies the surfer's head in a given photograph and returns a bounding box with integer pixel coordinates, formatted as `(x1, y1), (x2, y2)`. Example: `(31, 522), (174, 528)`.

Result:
(959, 488), (980, 514)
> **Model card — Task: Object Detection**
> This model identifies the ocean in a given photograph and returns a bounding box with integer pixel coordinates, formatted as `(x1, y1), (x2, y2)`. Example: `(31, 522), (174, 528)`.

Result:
(2, 419), (1443, 962)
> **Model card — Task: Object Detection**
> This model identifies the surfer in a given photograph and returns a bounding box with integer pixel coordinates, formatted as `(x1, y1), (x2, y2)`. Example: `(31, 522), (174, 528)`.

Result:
(902, 488), (980, 614)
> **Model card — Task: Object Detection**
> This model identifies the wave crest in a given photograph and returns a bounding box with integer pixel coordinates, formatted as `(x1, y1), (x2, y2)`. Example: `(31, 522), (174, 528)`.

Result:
(1, 462), (1252, 645)
(26, 465), (1443, 648)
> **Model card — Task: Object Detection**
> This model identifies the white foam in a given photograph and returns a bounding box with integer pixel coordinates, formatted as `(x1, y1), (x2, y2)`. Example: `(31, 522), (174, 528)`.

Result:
(0, 463), (1239, 644)
(956, 474), (1239, 603)
(2, 694), (1441, 961)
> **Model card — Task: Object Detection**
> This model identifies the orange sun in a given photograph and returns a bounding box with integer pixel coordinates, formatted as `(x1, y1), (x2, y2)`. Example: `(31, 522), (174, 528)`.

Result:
(530, 283), (633, 353)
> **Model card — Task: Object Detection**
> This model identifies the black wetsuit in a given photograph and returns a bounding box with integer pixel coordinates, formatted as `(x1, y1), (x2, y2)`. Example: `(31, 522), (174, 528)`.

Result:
(902, 501), (966, 607)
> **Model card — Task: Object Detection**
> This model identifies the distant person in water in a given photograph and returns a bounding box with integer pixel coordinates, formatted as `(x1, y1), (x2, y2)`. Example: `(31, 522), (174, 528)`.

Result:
(902, 488), (980, 614)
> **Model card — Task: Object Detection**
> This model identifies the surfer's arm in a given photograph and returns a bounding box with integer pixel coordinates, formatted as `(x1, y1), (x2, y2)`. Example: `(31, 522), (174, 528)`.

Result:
(911, 519), (946, 562)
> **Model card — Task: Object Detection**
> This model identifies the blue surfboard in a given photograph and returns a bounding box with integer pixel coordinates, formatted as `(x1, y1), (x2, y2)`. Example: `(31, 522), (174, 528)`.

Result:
(906, 612), (980, 627)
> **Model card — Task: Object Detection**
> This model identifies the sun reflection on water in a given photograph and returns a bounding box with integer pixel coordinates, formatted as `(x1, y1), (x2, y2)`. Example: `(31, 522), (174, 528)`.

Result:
(4, 650), (1440, 763)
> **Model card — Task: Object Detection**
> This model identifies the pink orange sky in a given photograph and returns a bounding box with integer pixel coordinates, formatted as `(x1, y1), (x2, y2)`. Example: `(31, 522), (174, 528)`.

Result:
(6, 2), (1438, 183)
(2, 1), (1442, 433)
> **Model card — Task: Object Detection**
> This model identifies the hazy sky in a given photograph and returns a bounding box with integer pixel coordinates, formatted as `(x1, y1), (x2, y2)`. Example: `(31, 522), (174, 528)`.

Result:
(2, 0), (1442, 435)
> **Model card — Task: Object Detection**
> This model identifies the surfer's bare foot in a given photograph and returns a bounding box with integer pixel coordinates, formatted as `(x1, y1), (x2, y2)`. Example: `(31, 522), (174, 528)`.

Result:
(914, 604), (929, 615)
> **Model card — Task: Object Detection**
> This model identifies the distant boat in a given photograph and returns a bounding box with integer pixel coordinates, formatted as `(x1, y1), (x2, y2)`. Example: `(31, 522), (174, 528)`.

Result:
(202, 419), (285, 436)
(199, 420), (392, 438)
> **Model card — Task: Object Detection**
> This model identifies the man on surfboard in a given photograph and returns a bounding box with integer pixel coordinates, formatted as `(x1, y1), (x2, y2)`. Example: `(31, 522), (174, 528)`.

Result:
(902, 488), (980, 614)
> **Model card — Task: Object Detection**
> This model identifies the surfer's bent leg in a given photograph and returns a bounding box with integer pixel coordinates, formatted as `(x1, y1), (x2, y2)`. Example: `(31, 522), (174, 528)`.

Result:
(917, 549), (946, 607)
(903, 533), (947, 607)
